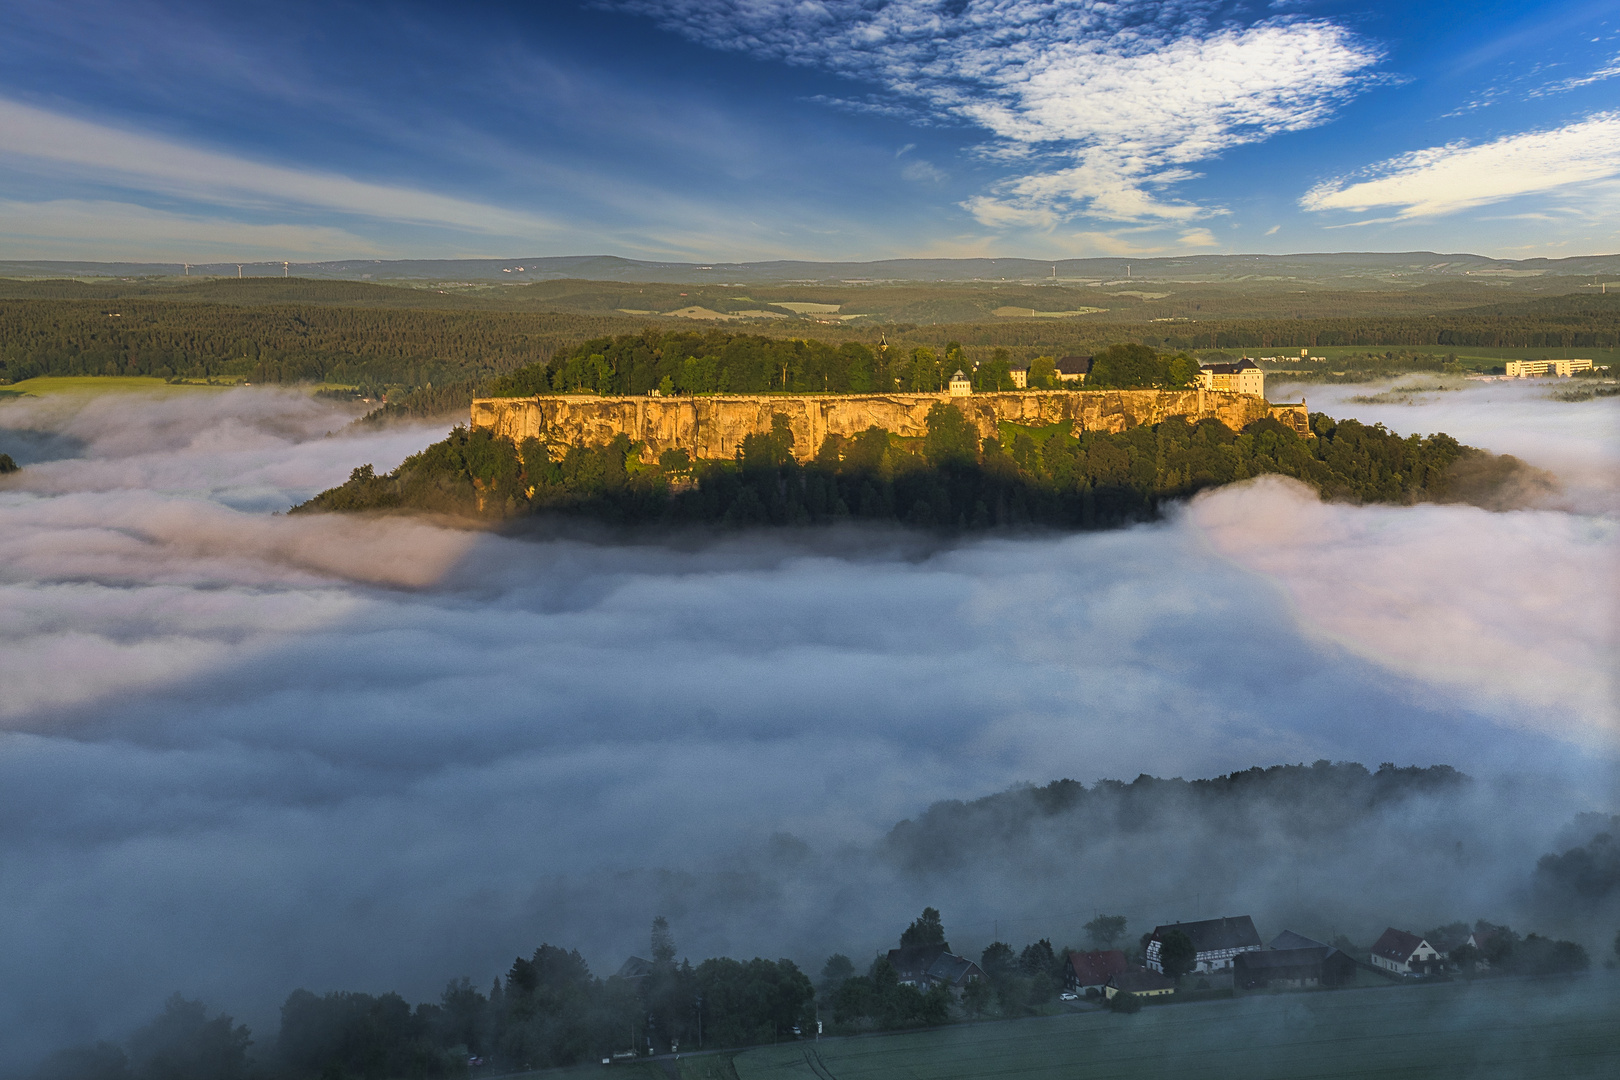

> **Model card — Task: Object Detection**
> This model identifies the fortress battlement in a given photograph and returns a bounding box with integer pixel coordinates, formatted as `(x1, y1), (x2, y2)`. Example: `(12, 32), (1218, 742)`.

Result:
(470, 389), (1309, 463)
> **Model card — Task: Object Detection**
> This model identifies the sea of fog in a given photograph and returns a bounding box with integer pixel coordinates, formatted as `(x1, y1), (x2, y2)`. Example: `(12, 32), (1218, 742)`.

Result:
(0, 378), (1615, 1065)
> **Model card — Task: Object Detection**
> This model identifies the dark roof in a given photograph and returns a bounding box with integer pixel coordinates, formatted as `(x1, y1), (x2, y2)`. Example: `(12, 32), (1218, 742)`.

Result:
(1235, 947), (1331, 971)
(887, 944), (947, 978)
(1371, 928), (1427, 963)
(616, 956), (652, 979)
(1108, 970), (1175, 993)
(1055, 355), (1093, 374)
(1067, 949), (1128, 987)
(1269, 930), (1329, 951)
(1153, 916), (1262, 954)
(1008, 361), (1030, 371)
(926, 953), (983, 986)
(1200, 359), (1259, 374)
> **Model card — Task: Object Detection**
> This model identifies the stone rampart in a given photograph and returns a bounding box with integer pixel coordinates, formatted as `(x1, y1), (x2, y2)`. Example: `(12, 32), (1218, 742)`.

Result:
(470, 390), (1306, 462)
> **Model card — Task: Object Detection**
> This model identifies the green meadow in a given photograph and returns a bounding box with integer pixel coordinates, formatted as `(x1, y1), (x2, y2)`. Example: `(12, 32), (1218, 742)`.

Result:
(714, 976), (1617, 1080)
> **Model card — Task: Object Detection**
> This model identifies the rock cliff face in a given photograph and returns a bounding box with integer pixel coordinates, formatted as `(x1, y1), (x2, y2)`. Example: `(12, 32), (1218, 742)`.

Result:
(470, 390), (1307, 461)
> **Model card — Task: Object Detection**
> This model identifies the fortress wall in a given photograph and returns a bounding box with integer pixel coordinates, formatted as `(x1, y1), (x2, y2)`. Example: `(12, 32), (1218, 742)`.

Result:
(470, 390), (1300, 462)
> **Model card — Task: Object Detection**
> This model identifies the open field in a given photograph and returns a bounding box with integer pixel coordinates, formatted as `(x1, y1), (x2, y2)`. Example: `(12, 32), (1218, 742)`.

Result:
(717, 976), (1618, 1080)
(0, 375), (232, 396)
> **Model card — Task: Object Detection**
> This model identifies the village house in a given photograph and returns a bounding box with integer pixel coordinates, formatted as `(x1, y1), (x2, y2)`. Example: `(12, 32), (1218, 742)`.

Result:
(885, 945), (983, 993)
(1196, 359), (1265, 396)
(1104, 970), (1175, 1000)
(1233, 932), (1357, 990)
(924, 952), (985, 995)
(1146, 916), (1263, 975)
(1064, 949), (1128, 996)
(1369, 928), (1444, 976)
(948, 370), (972, 396)
(1008, 362), (1029, 388)
(1054, 356), (1092, 383)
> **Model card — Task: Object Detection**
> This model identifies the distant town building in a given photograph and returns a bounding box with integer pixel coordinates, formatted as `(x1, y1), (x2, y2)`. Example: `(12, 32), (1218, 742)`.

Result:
(1054, 356), (1092, 383)
(1369, 928), (1443, 976)
(1505, 358), (1594, 377)
(1196, 359), (1264, 397)
(1146, 916), (1263, 974)
(1064, 949), (1128, 995)
(1104, 970), (1175, 1000)
(948, 370), (973, 396)
(1008, 363), (1029, 389)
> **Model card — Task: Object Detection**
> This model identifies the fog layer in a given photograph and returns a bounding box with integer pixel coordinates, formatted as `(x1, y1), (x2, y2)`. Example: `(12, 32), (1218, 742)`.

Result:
(0, 382), (1614, 1063)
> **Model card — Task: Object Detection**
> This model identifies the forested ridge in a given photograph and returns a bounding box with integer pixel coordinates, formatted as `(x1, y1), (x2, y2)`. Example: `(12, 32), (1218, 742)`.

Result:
(293, 403), (1490, 529)
(32, 761), (1608, 1080)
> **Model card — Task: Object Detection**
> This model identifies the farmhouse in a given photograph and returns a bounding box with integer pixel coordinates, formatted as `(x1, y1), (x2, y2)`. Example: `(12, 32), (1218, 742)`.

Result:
(1196, 358), (1264, 397)
(1104, 970), (1175, 1000)
(1064, 949), (1128, 995)
(1146, 916), (1263, 974)
(1233, 932), (1357, 990)
(1369, 928), (1444, 975)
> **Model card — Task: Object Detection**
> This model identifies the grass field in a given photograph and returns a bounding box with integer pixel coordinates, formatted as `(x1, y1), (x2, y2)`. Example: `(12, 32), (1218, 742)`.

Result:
(708, 975), (1618, 1080)
(0, 375), (234, 396)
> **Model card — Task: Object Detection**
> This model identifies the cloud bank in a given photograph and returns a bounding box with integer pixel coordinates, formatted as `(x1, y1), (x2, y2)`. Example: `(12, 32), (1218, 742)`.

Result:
(0, 383), (1613, 1065)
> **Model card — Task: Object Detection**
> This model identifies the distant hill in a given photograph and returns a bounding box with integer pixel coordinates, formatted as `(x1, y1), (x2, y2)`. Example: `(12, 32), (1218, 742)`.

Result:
(5, 251), (1620, 285)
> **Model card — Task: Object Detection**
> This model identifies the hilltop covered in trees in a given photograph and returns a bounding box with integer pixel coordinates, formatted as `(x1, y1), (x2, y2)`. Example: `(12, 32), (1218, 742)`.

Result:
(293, 398), (1503, 529)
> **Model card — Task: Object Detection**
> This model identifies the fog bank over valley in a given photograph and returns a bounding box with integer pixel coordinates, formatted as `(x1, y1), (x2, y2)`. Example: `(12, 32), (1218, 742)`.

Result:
(0, 380), (1614, 1065)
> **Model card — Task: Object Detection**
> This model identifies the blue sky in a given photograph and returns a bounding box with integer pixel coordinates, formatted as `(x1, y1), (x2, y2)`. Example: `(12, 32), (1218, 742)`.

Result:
(1, 0), (1617, 262)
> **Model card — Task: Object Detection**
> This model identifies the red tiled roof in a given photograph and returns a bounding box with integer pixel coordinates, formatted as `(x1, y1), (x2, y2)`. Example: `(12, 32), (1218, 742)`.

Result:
(1067, 949), (1127, 986)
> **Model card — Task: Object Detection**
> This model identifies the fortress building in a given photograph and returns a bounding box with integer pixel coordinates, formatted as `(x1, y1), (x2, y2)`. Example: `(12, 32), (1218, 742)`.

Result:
(1197, 359), (1264, 397)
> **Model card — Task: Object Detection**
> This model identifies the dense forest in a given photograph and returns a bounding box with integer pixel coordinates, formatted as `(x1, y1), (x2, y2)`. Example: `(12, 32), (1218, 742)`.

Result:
(293, 402), (1489, 529)
(487, 335), (1197, 396)
(30, 762), (1605, 1080)
(1, 287), (1616, 400)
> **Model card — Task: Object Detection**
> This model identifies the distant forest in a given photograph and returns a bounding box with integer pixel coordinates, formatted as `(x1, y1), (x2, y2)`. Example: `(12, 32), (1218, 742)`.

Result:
(293, 402), (1492, 529)
(32, 762), (1608, 1080)
(1, 285), (1617, 398)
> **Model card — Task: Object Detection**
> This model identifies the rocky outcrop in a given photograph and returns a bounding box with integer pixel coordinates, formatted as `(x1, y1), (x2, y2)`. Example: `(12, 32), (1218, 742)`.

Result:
(470, 390), (1306, 461)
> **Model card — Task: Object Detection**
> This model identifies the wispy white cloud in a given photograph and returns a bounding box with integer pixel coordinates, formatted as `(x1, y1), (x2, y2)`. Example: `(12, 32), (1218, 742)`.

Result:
(1301, 113), (1620, 220)
(1529, 52), (1620, 97)
(0, 98), (568, 240)
(613, 1), (1383, 228)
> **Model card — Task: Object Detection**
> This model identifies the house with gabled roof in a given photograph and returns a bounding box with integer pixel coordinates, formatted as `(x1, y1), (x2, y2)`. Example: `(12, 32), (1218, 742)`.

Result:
(1065, 949), (1128, 995)
(1370, 928), (1443, 976)
(1146, 916), (1263, 974)
(1054, 356), (1092, 383)
(925, 952), (985, 993)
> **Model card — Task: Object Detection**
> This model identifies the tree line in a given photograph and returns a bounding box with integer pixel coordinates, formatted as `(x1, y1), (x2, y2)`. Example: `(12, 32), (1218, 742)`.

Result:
(34, 900), (1600, 1080)
(2, 296), (1616, 398)
(293, 400), (1489, 529)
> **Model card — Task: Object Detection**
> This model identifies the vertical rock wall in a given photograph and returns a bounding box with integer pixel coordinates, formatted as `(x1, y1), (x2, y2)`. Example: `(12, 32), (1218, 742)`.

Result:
(470, 390), (1304, 461)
